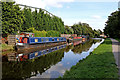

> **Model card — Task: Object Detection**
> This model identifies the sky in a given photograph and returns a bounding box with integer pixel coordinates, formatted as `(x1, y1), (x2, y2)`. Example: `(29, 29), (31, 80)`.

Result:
(14, 0), (119, 31)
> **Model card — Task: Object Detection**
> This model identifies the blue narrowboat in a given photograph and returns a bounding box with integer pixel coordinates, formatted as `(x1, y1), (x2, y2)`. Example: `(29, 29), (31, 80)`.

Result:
(21, 37), (66, 44)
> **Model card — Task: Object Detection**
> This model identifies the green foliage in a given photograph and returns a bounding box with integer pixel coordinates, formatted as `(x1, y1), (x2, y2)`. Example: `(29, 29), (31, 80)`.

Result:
(62, 38), (118, 78)
(2, 2), (25, 34)
(32, 29), (60, 37)
(2, 43), (14, 50)
(2, 43), (16, 55)
(22, 7), (65, 33)
(64, 25), (74, 34)
(93, 29), (100, 37)
(97, 29), (102, 34)
(46, 30), (60, 37)
(22, 7), (33, 32)
(2, 1), (100, 37)
(2, 1), (65, 34)
(33, 30), (47, 37)
(104, 11), (120, 38)
(27, 27), (35, 32)
(71, 22), (98, 37)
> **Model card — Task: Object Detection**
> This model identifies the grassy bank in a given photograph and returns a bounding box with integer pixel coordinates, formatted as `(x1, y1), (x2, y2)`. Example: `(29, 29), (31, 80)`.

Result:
(2, 43), (15, 55)
(2, 43), (14, 50)
(61, 38), (118, 79)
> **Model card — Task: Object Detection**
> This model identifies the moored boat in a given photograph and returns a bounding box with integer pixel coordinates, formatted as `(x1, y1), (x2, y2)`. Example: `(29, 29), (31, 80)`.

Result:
(16, 37), (67, 52)
(73, 37), (82, 41)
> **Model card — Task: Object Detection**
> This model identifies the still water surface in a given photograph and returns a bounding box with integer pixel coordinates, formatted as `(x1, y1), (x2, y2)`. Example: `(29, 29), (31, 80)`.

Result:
(2, 39), (104, 79)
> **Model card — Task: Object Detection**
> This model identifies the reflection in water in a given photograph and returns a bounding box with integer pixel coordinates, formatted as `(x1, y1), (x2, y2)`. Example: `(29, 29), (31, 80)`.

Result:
(17, 44), (66, 61)
(72, 39), (97, 53)
(2, 46), (65, 79)
(2, 39), (104, 79)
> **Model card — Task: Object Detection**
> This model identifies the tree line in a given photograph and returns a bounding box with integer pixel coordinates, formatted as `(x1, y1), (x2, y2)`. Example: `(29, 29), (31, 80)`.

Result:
(2, 2), (64, 34)
(104, 10), (120, 38)
(65, 22), (102, 37)
(2, 1), (102, 37)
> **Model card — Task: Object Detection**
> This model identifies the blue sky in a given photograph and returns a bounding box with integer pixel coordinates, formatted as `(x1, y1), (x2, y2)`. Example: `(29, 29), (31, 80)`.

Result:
(15, 0), (119, 31)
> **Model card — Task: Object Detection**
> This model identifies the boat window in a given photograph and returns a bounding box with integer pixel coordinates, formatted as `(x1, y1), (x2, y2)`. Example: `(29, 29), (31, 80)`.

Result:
(35, 39), (38, 42)
(57, 38), (59, 41)
(47, 49), (49, 52)
(41, 39), (43, 42)
(46, 38), (49, 41)
(35, 52), (38, 56)
(52, 38), (54, 41)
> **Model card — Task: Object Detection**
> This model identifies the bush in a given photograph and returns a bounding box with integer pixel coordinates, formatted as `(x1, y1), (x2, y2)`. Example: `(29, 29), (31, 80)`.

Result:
(46, 30), (60, 37)
(33, 30), (47, 37)
(33, 30), (60, 37)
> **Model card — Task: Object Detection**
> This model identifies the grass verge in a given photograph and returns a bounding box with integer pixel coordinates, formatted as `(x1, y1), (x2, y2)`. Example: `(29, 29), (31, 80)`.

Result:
(2, 43), (15, 55)
(60, 38), (118, 79)
(2, 43), (14, 50)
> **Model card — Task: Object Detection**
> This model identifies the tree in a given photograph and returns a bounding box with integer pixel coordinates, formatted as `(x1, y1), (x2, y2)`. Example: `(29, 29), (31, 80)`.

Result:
(2, 1), (65, 35)
(104, 10), (120, 38)
(2, 2), (24, 34)
(64, 25), (73, 34)
(97, 29), (102, 35)
(71, 22), (97, 37)
(22, 7), (33, 32)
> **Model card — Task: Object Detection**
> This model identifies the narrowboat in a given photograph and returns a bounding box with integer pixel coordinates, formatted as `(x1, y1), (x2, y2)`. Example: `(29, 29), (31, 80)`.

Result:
(73, 37), (82, 41)
(15, 37), (67, 53)
(16, 37), (66, 46)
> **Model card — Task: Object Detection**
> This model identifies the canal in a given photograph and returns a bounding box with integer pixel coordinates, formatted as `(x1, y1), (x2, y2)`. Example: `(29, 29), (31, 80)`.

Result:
(2, 38), (104, 79)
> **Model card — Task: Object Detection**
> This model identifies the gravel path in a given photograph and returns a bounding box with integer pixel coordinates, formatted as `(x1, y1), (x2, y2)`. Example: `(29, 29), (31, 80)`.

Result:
(111, 38), (120, 78)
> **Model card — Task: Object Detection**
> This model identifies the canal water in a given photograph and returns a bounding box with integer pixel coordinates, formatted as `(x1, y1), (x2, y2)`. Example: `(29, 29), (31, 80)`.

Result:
(2, 38), (104, 79)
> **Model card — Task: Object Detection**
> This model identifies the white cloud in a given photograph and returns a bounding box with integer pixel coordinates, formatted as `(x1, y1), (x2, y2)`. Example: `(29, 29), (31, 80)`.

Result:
(81, 18), (106, 31)
(91, 15), (102, 19)
(63, 17), (106, 31)
(15, 0), (46, 9)
(46, 7), (50, 10)
(15, 0), (75, 9)
(67, 6), (70, 8)
(75, 0), (119, 2)
(43, 0), (75, 8)
(35, 63), (66, 78)
(52, 11), (61, 17)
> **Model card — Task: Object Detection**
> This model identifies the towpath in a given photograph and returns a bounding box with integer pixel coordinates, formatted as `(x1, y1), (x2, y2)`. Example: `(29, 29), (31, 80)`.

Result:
(111, 38), (120, 79)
